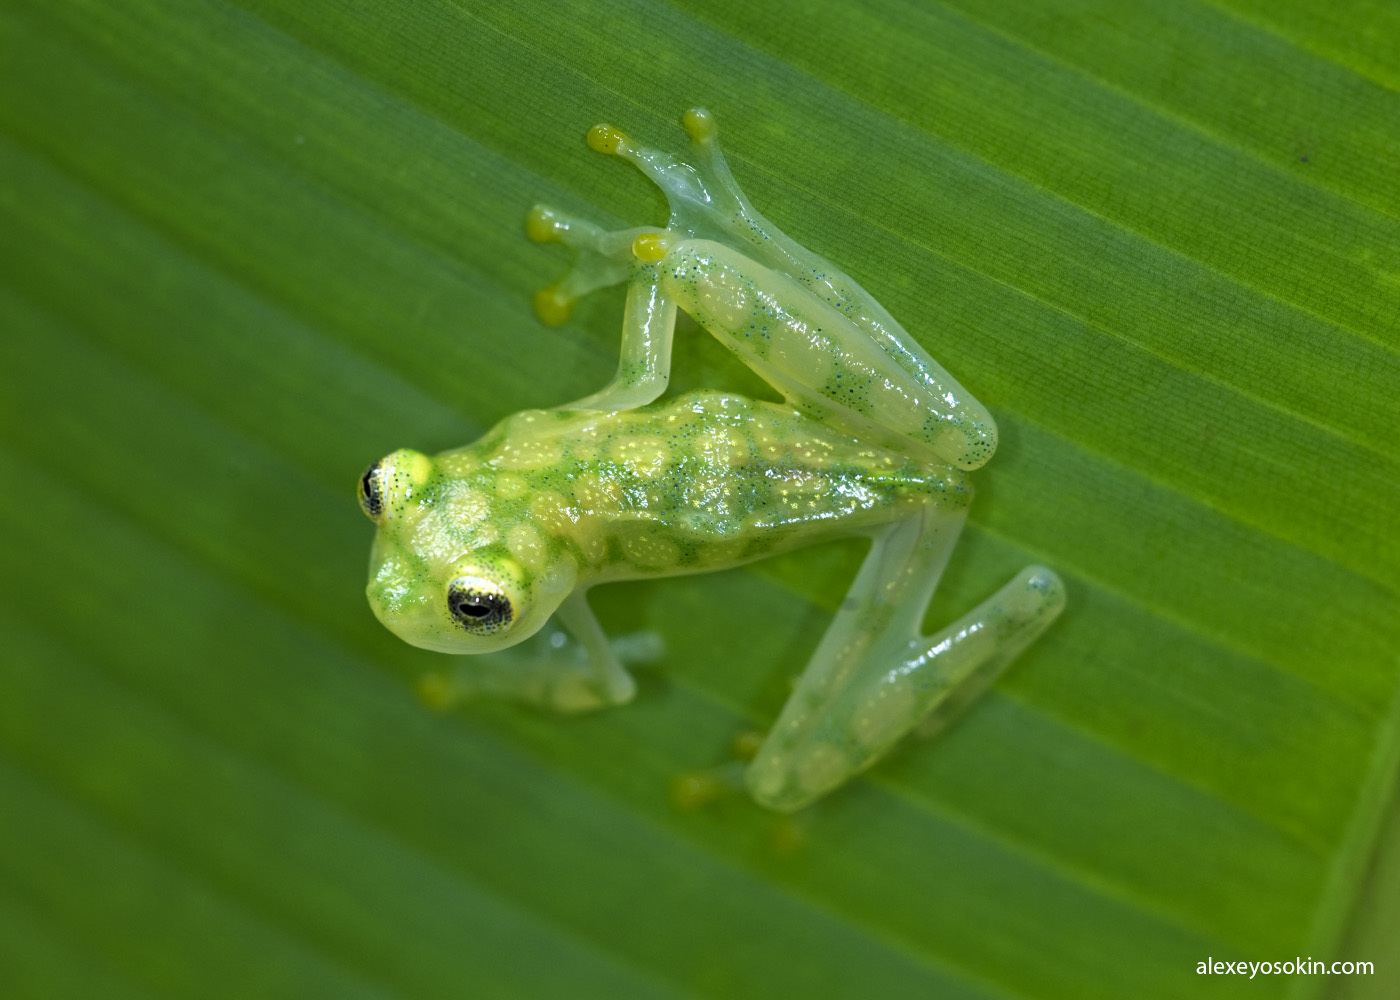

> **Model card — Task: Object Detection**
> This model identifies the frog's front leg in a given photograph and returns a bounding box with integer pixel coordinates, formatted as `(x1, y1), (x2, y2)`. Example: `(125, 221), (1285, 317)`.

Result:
(746, 509), (1065, 812)
(527, 206), (678, 412)
(552, 589), (640, 706)
(419, 591), (649, 714)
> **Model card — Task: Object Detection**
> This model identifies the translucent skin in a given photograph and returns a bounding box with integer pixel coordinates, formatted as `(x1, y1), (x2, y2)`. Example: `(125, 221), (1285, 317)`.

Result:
(367, 393), (966, 651)
(361, 109), (1064, 811)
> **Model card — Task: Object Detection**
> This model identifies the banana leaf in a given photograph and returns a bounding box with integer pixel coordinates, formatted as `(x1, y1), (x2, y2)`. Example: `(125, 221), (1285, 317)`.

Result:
(1, 1), (1397, 997)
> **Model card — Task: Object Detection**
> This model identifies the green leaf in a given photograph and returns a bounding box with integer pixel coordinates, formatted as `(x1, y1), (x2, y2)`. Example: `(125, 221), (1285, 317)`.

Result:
(1, 0), (1397, 997)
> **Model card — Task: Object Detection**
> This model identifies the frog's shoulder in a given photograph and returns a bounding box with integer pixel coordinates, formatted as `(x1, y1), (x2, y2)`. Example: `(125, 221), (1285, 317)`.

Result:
(491, 406), (573, 436)
(643, 389), (771, 423)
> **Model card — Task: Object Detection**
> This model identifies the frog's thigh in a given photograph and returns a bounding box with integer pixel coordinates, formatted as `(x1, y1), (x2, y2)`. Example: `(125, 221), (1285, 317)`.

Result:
(746, 514), (1064, 811)
(654, 240), (770, 359)
(744, 506), (963, 810)
(653, 241), (942, 452)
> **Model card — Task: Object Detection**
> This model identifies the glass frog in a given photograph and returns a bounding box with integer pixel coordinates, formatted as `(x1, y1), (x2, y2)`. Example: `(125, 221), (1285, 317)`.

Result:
(359, 108), (1064, 812)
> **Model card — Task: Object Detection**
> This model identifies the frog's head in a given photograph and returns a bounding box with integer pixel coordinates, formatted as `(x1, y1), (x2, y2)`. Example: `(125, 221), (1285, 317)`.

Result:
(358, 448), (576, 654)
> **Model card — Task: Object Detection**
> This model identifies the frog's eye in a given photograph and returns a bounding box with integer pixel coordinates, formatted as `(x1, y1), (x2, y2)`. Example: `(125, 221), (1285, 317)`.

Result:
(358, 460), (387, 524)
(446, 575), (516, 635)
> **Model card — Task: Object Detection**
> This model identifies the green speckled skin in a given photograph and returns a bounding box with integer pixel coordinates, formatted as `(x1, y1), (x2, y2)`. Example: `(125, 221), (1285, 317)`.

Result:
(360, 109), (1064, 811)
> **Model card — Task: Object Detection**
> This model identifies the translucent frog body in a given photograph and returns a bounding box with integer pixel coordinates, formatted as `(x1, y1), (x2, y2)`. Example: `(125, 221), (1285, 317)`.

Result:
(360, 108), (1064, 812)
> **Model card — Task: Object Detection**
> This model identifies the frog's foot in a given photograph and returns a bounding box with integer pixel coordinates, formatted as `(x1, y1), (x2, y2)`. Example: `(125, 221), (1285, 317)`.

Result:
(416, 659), (624, 714)
(586, 109), (758, 246)
(526, 203), (659, 325)
(671, 731), (811, 853)
(670, 729), (765, 809)
(416, 624), (661, 714)
(670, 760), (748, 810)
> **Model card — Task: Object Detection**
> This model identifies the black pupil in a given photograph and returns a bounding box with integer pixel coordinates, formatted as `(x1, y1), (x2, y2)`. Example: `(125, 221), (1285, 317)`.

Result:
(448, 584), (512, 632)
(359, 462), (383, 519)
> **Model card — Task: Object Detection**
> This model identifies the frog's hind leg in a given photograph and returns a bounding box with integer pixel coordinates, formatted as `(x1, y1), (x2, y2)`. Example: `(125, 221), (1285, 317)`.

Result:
(591, 108), (874, 284)
(746, 508), (1065, 812)
(591, 109), (998, 470)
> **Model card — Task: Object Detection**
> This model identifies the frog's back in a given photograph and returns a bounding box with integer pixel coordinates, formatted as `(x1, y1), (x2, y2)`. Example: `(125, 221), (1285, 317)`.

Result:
(444, 391), (969, 580)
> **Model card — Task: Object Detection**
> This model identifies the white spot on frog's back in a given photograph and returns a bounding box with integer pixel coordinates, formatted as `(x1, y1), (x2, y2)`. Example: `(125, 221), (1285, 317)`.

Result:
(441, 484), (490, 528)
(507, 521), (551, 572)
(530, 489), (606, 563)
(527, 490), (573, 536)
(607, 435), (671, 478)
(619, 528), (680, 570)
(410, 484), (497, 557)
(494, 473), (530, 500)
(434, 449), (479, 477)
(573, 471), (624, 512)
(785, 427), (841, 469)
(491, 435), (562, 471)
(694, 428), (750, 467)
(771, 469), (827, 506)
(685, 468), (737, 511)
(411, 504), (495, 559)
(749, 412), (785, 460)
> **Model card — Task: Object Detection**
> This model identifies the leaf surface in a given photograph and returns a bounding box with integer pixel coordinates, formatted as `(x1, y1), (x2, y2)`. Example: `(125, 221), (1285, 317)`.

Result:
(1, 1), (1397, 997)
